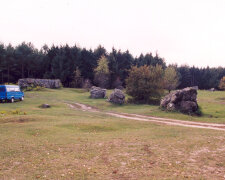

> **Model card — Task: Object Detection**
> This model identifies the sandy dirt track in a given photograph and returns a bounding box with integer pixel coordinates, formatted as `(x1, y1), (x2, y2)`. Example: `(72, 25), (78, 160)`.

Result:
(66, 102), (225, 131)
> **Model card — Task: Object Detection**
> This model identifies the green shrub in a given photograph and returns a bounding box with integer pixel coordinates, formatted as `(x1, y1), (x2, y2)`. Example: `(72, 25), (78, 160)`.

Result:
(0, 109), (27, 116)
(23, 84), (45, 91)
(195, 105), (203, 116)
(126, 65), (164, 103)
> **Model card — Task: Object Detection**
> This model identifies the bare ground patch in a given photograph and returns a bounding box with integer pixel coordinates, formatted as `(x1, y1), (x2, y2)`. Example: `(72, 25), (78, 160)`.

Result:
(0, 116), (35, 124)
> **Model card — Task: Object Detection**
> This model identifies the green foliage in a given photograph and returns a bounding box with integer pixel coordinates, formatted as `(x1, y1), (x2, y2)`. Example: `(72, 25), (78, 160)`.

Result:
(94, 55), (109, 75)
(134, 53), (166, 68)
(219, 76), (225, 90)
(0, 42), (224, 90)
(126, 65), (164, 103)
(177, 66), (225, 89)
(3, 82), (17, 85)
(177, 65), (192, 88)
(94, 55), (110, 88)
(70, 67), (83, 88)
(108, 49), (134, 87)
(164, 66), (180, 92)
(23, 84), (44, 91)
(195, 105), (203, 116)
(0, 109), (27, 116)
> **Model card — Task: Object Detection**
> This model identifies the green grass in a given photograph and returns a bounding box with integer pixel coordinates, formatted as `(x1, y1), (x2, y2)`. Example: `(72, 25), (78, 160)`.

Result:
(0, 88), (224, 179)
(1, 88), (224, 123)
(7, 88), (222, 123)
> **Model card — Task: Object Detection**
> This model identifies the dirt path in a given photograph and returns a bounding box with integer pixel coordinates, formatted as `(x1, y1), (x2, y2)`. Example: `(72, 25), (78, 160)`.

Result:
(66, 102), (225, 131)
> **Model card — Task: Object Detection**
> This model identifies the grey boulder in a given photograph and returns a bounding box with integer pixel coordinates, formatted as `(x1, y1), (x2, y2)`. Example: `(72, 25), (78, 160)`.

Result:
(18, 78), (62, 89)
(108, 89), (125, 105)
(209, 88), (216, 92)
(40, 104), (51, 108)
(90, 86), (106, 99)
(160, 87), (199, 114)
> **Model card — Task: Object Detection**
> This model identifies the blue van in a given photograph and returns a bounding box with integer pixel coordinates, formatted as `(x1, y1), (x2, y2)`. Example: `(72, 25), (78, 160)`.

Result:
(0, 85), (24, 103)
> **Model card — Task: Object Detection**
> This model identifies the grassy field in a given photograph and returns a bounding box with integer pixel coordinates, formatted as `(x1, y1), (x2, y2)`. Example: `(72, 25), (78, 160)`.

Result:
(3, 88), (223, 123)
(0, 88), (224, 179)
(69, 88), (225, 124)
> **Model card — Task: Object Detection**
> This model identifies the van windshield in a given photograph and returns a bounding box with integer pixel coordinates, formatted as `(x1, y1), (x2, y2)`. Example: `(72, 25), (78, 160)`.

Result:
(6, 87), (20, 92)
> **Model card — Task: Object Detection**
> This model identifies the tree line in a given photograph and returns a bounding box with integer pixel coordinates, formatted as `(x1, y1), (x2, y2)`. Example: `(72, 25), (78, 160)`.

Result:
(0, 42), (224, 90)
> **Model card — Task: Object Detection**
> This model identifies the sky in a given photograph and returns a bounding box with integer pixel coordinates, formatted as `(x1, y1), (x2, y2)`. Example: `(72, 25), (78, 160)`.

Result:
(0, 0), (225, 67)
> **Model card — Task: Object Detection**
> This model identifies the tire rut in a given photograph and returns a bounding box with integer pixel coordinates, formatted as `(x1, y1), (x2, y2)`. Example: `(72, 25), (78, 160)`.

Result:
(66, 102), (225, 131)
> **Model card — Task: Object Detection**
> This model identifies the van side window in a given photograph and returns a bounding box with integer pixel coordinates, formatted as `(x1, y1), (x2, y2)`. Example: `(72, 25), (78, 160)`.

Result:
(6, 88), (15, 92)
(15, 87), (20, 92)
(0, 87), (5, 92)
(6, 87), (20, 92)
(6, 88), (11, 92)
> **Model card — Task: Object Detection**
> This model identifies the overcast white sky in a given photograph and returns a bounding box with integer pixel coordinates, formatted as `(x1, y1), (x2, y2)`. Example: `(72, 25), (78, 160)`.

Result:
(0, 0), (225, 67)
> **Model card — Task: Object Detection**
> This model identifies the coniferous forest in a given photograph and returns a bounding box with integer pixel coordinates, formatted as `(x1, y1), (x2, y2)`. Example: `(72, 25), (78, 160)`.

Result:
(0, 42), (224, 89)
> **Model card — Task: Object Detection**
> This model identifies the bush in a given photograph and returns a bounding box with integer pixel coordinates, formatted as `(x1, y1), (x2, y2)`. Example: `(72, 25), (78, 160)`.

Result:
(0, 109), (27, 115)
(126, 65), (164, 103)
(195, 105), (203, 116)
(23, 84), (44, 91)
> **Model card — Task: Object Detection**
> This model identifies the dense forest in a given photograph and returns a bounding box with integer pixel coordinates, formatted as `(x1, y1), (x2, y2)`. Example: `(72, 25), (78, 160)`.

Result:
(0, 42), (224, 89)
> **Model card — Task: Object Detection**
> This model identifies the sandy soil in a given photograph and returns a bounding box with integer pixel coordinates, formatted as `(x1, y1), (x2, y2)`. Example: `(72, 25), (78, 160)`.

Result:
(66, 102), (225, 131)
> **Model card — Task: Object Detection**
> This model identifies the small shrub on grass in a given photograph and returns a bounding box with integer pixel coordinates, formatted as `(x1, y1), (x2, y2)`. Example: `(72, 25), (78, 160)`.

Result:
(195, 105), (203, 116)
(0, 111), (7, 115)
(11, 110), (20, 115)
(0, 109), (27, 116)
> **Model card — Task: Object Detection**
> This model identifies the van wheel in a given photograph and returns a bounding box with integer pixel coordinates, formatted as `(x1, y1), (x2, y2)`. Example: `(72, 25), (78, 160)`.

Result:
(20, 97), (24, 101)
(10, 98), (14, 103)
